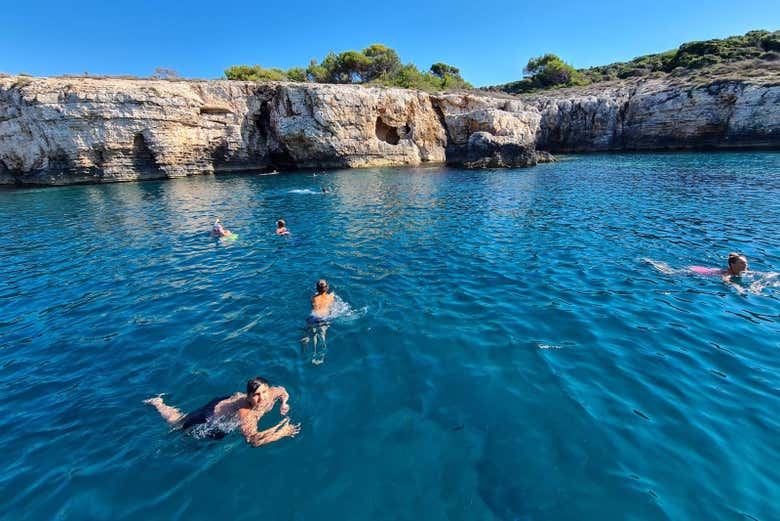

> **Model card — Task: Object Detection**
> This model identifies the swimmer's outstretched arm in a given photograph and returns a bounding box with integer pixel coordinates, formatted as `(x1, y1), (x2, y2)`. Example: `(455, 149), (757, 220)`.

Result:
(240, 415), (300, 447)
(274, 386), (290, 415)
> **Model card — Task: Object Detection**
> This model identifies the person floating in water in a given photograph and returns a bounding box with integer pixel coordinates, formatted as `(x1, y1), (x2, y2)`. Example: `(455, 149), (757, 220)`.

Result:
(144, 377), (300, 446)
(211, 219), (232, 237)
(321, 187), (328, 194)
(302, 279), (335, 364)
(276, 219), (290, 236)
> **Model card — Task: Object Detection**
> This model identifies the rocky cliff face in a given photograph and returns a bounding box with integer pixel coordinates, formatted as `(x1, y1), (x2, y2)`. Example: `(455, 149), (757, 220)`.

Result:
(0, 75), (777, 185)
(529, 78), (780, 152)
(0, 77), (544, 185)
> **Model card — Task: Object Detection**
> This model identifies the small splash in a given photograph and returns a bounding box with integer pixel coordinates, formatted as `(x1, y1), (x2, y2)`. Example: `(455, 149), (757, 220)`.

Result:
(288, 189), (320, 195)
(325, 295), (367, 322)
(538, 344), (561, 350)
(189, 416), (240, 440)
(748, 272), (780, 295)
(641, 258), (680, 275)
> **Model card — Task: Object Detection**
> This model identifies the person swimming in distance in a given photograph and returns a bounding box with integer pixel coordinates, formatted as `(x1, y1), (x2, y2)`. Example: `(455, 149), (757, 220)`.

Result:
(302, 279), (335, 364)
(646, 253), (749, 278)
(688, 253), (748, 278)
(143, 377), (300, 446)
(722, 253), (748, 281)
(211, 219), (232, 237)
(321, 187), (328, 194)
(646, 253), (754, 294)
(276, 219), (290, 236)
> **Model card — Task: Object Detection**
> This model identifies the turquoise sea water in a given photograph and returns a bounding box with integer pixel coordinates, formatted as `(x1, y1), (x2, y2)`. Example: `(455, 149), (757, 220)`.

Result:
(1, 152), (779, 520)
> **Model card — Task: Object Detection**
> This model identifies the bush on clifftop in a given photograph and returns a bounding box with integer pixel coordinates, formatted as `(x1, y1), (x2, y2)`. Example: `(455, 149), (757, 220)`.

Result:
(492, 29), (780, 94)
(224, 44), (472, 92)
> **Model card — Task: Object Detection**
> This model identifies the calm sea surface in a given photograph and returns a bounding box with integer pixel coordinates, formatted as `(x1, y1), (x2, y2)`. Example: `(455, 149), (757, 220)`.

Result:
(1, 153), (779, 521)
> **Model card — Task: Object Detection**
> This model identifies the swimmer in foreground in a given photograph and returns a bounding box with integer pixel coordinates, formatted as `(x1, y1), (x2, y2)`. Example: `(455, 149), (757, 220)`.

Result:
(211, 219), (232, 237)
(276, 219), (290, 236)
(144, 377), (300, 446)
(302, 279), (335, 364)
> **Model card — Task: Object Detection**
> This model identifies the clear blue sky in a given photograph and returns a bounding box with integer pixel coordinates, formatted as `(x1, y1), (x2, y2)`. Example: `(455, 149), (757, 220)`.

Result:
(2, 0), (778, 86)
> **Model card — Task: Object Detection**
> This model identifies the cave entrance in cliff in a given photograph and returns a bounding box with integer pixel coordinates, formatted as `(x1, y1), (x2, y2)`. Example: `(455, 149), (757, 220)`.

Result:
(375, 118), (400, 145)
(132, 133), (163, 174)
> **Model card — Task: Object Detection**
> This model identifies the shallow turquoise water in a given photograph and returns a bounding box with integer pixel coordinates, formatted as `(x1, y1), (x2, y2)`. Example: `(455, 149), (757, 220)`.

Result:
(1, 153), (779, 520)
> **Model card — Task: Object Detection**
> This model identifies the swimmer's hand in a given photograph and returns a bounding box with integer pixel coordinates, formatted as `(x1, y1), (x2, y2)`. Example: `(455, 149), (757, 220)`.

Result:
(280, 402), (290, 415)
(277, 417), (301, 438)
(247, 417), (300, 446)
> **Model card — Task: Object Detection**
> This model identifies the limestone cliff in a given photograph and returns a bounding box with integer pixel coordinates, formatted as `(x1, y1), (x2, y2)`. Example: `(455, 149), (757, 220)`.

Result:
(0, 74), (778, 185)
(528, 78), (780, 152)
(0, 77), (544, 185)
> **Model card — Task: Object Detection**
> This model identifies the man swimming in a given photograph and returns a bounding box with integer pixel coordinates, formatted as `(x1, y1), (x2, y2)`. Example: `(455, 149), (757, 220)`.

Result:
(276, 219), (290, 235)
(302, 279), (335, 364)
(144, 377), (300, 446)
(211, 219), (232, 237)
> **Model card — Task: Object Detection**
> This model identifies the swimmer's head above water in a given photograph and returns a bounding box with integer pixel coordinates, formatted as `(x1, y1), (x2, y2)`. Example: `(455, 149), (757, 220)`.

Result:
(316, 279), (329, 294)
(728, 253), (748, 276)
(246, 376), (271, 408)
(276, 219), (289, 235)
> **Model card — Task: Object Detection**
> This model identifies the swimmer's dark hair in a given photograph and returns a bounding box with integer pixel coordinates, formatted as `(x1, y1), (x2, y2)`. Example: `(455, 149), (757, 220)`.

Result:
(728, 253), (747, 265)
(277, 219), (285, 227)
(316, 279), (329, 294)
(246, 376), (270, 395)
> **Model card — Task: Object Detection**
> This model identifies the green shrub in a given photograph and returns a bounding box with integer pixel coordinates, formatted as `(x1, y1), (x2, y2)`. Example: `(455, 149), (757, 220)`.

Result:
(226, 44), (470, 91)
(495, 29), (780, 94)
(224, 65), (287, 81)
(286, 67), (307, 82)
(521, 54), (585, 88)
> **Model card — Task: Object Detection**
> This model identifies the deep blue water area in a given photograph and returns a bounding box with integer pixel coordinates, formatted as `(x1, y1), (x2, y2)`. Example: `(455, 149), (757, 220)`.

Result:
(1, 152), (779, 521)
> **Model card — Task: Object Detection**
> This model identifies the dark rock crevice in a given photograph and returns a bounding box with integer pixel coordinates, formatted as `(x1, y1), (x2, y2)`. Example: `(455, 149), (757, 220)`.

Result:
(429, 98), (465, 164)
(0, 160), (21, 185)
(132, 133), (164, 175)
(375, 117), (400, 145)
(256, 99), (296, 168)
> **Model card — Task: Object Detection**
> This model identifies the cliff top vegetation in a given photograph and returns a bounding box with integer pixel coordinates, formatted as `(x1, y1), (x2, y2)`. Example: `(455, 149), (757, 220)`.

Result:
(224, 44), (471, 92)
(489, 29), (780, 94)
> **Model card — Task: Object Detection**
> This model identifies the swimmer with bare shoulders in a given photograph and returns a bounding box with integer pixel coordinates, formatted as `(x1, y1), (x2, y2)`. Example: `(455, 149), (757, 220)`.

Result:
(211, 219), (232, 237)
(302, 279), (334, 364)
(722, 253), (748, 281)
(144, 377), (300, 446)
(276, 219), (290, 236)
